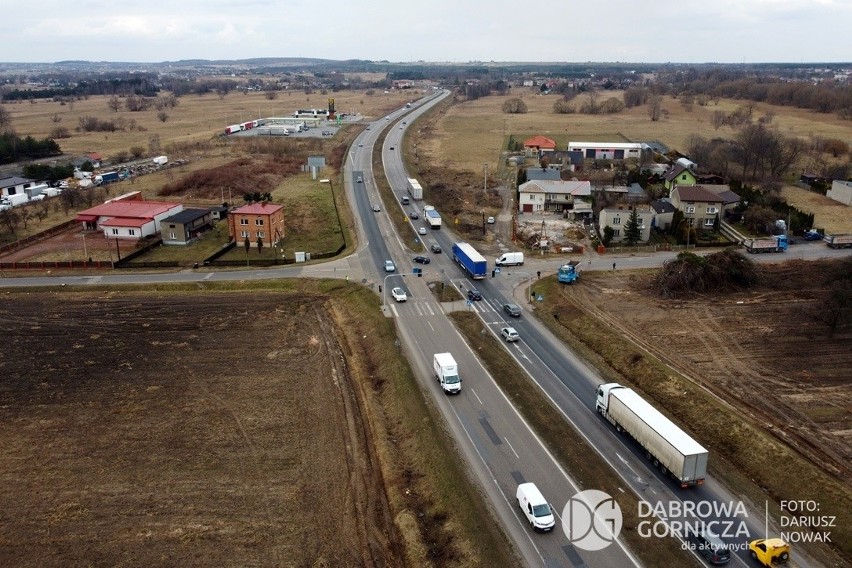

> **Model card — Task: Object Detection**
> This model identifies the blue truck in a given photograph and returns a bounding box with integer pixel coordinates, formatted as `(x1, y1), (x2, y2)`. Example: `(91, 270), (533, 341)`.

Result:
(742, 234), (788, 253)
(95, 171), (120, 185)
(452, 242), (487, 280)
(557, 261), (580, 283)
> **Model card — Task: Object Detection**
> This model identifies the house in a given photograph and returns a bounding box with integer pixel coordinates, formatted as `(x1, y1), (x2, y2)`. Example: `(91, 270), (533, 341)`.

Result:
(525, 167), (561, 182)
(699, 184), (741, 215)
(663, 164), (698, 190)
(669, 186), (725, 230)
(567, 141), (646, 161)
(650, 199), (677, 231)
(827, 180), (852, 206)
(518, 180), (592, 217)
(75, 199), (184, 240)
(598, 206), (653, 243)
(0, 176), (36, 198)
(227, 202), (285, 247)
(209, 206), (229, 221)
(160, 208), (213, 245)
(523, 135), (556, 158)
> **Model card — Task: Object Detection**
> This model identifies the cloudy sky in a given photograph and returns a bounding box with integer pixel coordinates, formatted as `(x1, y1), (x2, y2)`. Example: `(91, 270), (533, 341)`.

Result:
(5, 0), (852, 64)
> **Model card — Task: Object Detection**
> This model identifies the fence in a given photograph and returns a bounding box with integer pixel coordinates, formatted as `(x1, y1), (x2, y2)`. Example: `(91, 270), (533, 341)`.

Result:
(0, 219), (78, 256)
(0, 259), (113, 271)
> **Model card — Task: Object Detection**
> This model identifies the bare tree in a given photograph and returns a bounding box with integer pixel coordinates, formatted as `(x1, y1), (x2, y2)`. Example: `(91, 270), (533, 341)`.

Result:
(157, 111), (169, 122)
(0, 106), (13, 134)
(501, 98), (528, 114)
(107, 96), (122, 112)
(648, 95), (663, 121)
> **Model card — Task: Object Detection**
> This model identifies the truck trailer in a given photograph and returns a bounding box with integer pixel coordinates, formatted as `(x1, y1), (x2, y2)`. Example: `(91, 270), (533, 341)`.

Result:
(452, 242), (487, 280)
(0, 193), (30, 208)
(596, 383), (708, 487)
(95, 171), (120, 185)
(152, 155), (168, 166)
(225, 124), (243, 135)
(742, 235), (788, 253)
(823, 234), (852, 249)
(407, 178), (423, 200)
(433, 353), (461, 394)
(423, 205), (442, 229)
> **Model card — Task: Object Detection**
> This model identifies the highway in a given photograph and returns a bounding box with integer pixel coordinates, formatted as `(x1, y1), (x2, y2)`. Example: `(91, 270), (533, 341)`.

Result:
(2, 91), (847, 567)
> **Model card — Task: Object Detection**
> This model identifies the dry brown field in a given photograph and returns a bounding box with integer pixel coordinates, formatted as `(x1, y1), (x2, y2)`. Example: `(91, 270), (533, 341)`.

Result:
(0, 286), (515, 567)
(4, 88), (419, 159)
(416, 89), (852, 234)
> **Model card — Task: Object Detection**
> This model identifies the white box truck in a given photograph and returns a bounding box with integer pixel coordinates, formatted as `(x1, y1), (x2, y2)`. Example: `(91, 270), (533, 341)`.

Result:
(152, 155), (168, 166)
(596, 383), (708, 487)
(495, 252), (524, 266)
(433, 353), (461, 394)
(1, 193), (30, 208)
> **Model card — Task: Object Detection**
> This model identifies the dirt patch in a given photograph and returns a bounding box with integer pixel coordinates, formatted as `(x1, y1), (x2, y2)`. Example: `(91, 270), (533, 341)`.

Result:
(565, 261), (851, 476)
(0, 292), (405, 567)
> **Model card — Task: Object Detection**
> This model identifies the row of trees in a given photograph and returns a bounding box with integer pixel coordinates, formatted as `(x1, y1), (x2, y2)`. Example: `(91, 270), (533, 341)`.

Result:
(1, 74), (160, 101)
(0, 133), (61, 164)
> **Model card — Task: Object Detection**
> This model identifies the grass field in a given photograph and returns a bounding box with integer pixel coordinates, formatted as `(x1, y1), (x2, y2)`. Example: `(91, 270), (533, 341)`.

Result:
(4, 88), (419, 159)
(419, 89), (852, 177)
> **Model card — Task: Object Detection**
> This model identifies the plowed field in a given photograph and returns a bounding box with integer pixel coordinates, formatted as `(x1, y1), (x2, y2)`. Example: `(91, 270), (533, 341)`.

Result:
(0, 293), (404, 567)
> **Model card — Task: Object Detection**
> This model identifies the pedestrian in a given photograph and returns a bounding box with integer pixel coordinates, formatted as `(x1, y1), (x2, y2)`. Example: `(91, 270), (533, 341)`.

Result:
(613, 262), (616, 271)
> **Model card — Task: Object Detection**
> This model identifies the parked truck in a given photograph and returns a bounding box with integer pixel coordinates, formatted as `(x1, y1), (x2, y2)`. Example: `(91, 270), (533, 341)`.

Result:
(452, 242), (487, 280)
(433, 353), (461, 394)
(407, 178), (423, 200)
(557, 260), (580, 284)
(742, 235), (788, 253)
(95, 171), (120, 185)
(0, 193), (30, 208)
(225, 124), (242, 135)
(596, 383), (708, 487)
(823, 234), (852, 249)
(424, 205), (442, 229)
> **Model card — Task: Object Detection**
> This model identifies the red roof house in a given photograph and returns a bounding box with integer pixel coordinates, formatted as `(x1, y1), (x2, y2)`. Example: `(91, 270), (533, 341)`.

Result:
(75, 200), (183, 239)
(524, 135), (557, 156)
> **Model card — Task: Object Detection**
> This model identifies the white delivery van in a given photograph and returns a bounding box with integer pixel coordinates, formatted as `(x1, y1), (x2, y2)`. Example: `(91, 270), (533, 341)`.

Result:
(495, 252), (524, 266)
(516, 483), (555, 532)
(433, 353), (461, 394)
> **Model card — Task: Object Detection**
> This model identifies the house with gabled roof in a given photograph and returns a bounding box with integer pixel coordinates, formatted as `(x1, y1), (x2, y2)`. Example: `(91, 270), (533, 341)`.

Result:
(664, 164), (698, 190)
(650, 199), (678, 231)
(1, 176), (37, 198)
(699, 184), (740, 215)
(598, 206), (654, 243)
(518, 180), (592, 218)
(523, 135), (556, 158)
(670, 186), (725, 230)
(567, 141), (645, 161)
(161, 208), (213, 245)
(75, 199), (184, 239)
(227, 202), (284, 248)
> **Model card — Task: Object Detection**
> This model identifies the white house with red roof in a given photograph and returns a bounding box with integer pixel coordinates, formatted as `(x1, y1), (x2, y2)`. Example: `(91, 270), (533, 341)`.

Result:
(75, 199), (183, 240)
(523, 135), (557, 157)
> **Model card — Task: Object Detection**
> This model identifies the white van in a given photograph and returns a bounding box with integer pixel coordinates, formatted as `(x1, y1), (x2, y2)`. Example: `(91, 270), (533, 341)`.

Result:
(516, 483), (555, 532)
(495, 252), (524, 266)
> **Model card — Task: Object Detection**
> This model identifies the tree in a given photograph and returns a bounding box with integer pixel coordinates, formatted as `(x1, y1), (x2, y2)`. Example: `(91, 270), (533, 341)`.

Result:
(0, 106), (13, 134)
(623, 208), (642, 245)
(130, 145), (145, 159)
(265, 90), (278, 100)
(552, 99), (575, 114)
(107, 96), (122, 112)
(256, 236), (263, 253)
(0, 208), (21, 236)
(602, 225), (614, 246)
(648, 95), (663, 121)
(157, 111), (168, 122)
(244, 236), (250, 253)
(501, 98), (528, 114)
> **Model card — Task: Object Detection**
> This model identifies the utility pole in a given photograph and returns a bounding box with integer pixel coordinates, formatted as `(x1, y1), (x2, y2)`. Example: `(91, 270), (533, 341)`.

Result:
(483, 163), (488, 194)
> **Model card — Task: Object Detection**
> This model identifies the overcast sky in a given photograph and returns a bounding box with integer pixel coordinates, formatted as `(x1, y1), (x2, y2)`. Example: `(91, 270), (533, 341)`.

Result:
(5, 0), (852, 64)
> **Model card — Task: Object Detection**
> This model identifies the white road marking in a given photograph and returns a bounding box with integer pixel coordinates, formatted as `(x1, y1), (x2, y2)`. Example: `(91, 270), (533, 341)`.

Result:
(504, 437), (520, 459)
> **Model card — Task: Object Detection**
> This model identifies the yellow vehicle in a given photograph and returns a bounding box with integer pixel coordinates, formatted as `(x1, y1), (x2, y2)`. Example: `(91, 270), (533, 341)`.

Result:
(748, 538), (790, 566)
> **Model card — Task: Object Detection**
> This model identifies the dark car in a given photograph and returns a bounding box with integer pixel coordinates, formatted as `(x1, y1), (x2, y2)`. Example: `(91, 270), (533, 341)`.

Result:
(686, 526), (731, 565)
(413, 256), (431, 264)
(503, 303), (522, 317)
(409, 211), (419, 220)
(430, 244), (442, 254)
(804, 230), (823, 241)
(468, 289), (482, 301)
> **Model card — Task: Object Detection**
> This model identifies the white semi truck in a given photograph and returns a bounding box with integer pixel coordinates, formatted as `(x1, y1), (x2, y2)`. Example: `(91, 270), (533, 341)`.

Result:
(596, 383), (708, 487)
(433, 353), (461, 394)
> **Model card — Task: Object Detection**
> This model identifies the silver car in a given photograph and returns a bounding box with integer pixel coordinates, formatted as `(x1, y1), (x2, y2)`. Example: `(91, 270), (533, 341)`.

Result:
(501, 327), (520, 342)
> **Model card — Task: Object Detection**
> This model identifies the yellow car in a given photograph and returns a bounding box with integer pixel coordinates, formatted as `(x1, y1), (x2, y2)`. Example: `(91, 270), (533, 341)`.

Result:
(748, 538), (790, 566)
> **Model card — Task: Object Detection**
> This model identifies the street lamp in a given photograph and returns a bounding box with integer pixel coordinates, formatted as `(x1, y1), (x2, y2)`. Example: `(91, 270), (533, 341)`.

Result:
(319, 178), (346, 248)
